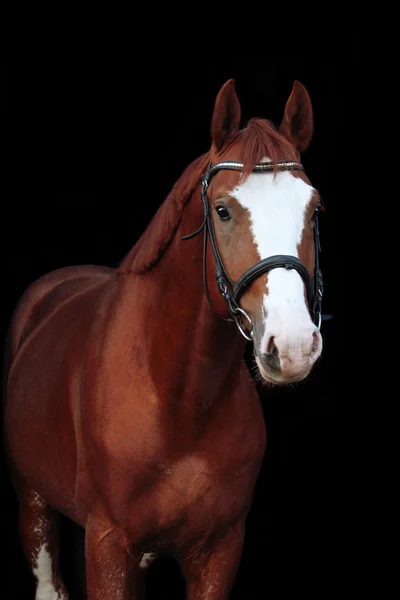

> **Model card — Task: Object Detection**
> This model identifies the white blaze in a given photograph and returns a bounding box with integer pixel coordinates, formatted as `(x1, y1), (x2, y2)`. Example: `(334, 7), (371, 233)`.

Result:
(233, 164), (319, 358)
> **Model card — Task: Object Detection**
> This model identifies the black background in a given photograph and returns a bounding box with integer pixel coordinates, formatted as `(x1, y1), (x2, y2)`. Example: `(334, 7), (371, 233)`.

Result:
(1, 26), (360, 599)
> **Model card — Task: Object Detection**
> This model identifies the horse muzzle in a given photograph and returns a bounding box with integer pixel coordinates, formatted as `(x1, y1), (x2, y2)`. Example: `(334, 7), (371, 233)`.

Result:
(253, 320), (323, 384)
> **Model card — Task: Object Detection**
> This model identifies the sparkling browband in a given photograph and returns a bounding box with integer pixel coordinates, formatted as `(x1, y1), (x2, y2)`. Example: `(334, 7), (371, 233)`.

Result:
(204, 161), (304, 185)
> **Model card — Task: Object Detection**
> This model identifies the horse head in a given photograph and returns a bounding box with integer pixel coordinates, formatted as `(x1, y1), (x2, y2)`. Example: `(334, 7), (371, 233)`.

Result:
(199, 79), (323, 384)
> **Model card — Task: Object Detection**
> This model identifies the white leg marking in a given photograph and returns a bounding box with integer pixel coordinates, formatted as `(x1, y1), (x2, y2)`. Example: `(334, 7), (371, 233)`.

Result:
(139, 552), (157, 570)
(33, 544), (66, 600)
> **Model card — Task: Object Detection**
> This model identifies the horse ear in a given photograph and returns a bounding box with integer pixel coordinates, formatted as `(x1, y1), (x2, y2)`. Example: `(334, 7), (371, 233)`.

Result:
(279, 81), (313, 153)
(211, 79), (241, 152)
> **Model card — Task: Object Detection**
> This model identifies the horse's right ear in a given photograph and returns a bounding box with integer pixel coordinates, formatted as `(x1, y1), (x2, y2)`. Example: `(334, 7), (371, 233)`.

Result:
(211, 79), (241, 152)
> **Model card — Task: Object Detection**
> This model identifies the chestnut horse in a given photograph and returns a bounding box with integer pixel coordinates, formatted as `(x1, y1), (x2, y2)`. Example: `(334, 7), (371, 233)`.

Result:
(4, 79), (324, 599)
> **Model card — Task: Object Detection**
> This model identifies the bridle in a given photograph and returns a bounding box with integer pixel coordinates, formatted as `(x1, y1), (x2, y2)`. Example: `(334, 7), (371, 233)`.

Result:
(182, 160), (325, 341)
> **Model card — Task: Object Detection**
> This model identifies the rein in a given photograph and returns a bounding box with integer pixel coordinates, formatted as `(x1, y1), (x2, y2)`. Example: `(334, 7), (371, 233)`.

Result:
(183, 161), (325, 340)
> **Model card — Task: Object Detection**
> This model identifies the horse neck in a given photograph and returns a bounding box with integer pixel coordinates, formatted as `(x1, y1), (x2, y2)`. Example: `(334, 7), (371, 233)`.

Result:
(117, 184), (246, 411)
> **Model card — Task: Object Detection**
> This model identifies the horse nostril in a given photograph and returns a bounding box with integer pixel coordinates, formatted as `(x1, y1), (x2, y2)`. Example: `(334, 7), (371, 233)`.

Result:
(267, 335), (277, 355)
(311, 331), (322, 357)
(261, 337), (281, 372)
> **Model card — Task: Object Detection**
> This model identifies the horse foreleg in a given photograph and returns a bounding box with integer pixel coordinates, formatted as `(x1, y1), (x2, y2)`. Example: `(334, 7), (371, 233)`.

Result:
(180, 520), (245, 600)
(85, 506), (144, 599)
(18, 488), (68, 600)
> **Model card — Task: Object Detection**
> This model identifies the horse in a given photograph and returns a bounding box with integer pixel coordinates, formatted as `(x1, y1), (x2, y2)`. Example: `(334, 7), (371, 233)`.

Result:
(4, 78), (325, 599)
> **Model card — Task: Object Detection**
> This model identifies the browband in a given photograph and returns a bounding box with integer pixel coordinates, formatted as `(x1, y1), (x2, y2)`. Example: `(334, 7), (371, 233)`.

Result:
(204, 161), (304, 186)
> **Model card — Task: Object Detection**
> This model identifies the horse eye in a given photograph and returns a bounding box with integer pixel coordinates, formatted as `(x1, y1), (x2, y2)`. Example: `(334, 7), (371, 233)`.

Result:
(216, 205), (231, 221)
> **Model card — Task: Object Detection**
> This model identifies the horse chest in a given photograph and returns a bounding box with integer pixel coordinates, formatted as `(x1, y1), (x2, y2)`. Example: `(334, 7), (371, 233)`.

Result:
(132, 446), (261, 552)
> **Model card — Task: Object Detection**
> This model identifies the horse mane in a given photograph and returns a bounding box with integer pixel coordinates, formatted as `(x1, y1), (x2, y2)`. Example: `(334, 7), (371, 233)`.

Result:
(119, 152), (211, 274)
(120, 118), (296, 275)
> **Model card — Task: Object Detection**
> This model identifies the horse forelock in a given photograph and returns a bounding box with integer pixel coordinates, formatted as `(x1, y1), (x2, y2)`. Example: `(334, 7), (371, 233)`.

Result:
(236, 118), (298, 178)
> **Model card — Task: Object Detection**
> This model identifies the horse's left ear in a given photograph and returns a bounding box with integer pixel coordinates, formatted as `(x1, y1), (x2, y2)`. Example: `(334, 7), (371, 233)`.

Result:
(211, 79), (241, 152)
(279, 81), (313, 153)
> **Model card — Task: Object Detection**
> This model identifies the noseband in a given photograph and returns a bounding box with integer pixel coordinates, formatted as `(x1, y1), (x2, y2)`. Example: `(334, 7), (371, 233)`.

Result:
(183, 160), (325, 341)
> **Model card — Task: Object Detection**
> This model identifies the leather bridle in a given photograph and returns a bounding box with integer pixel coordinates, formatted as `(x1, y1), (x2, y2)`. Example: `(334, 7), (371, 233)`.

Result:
(182, 160), (325, 341)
